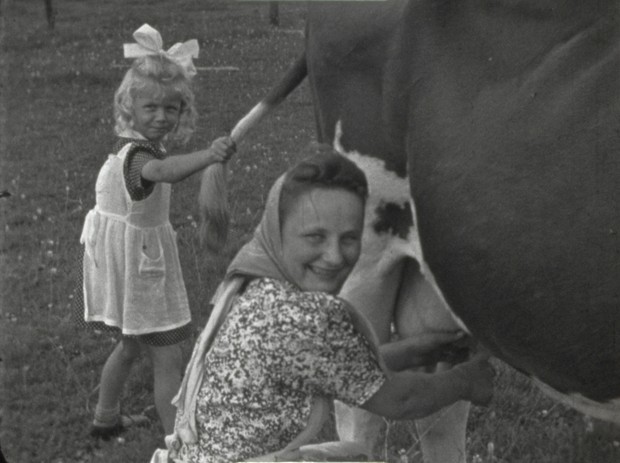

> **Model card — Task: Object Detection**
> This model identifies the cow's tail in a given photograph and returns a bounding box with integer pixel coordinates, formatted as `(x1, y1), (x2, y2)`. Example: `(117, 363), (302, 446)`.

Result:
(198, 53), (308, 251)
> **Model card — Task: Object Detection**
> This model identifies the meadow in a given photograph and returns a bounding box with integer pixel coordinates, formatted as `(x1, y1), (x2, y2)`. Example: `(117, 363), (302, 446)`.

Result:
(1, 1), (618, 462)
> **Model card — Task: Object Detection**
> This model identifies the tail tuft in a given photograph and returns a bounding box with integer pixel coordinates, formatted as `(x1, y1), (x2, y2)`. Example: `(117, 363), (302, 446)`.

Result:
(197, 164), (229, 252)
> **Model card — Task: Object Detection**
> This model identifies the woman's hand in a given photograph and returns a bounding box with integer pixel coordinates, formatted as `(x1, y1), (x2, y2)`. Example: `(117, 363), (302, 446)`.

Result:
(452, 351), (495, 406)
(380, 331), (471, 371)
(362, 349), (495, 420)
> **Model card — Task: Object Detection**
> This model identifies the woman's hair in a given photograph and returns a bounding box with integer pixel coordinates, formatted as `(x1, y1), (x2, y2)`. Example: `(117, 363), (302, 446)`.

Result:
(113, 55), (197, 144)
(279, 144), (369, 221)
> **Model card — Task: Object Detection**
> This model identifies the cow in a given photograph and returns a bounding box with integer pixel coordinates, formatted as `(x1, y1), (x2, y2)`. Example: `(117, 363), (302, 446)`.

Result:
(199, 0), (619, 460)
(303, 0), (620, 460)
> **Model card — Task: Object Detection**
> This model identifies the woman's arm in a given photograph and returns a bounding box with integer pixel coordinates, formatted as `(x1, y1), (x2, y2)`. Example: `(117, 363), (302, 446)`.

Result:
(361, 352), (494, 420)
(141, 136), (235, 184)
(379, 331), (469, 371)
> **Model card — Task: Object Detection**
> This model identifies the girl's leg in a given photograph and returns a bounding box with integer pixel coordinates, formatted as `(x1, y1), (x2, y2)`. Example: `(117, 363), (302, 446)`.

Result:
(93, 337), (141, 429)
(145, 343), (183, 434)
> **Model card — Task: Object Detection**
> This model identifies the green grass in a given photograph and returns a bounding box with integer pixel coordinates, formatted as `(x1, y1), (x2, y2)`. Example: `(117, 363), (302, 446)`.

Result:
(1, 1), (618, 462)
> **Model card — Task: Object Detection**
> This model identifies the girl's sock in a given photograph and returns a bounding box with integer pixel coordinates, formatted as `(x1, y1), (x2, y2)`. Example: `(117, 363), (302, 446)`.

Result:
(93, 403), (121, 428)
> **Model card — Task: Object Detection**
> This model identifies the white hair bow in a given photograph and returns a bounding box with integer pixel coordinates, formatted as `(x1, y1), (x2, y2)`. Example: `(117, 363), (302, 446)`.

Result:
(123, 23), (199, 77)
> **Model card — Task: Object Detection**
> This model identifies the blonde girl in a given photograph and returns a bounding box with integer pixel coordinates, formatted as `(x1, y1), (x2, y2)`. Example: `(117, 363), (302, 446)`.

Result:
(75, 24), (234, 439)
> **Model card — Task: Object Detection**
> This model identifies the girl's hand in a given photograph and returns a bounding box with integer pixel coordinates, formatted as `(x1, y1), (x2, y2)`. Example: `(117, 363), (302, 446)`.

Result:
(206, 136), (236, 164)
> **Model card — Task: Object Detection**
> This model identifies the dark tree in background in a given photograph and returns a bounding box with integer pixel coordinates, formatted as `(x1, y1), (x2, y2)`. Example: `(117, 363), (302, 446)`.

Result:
(269, 1), (279, 27)
(43, 0), (55, 29)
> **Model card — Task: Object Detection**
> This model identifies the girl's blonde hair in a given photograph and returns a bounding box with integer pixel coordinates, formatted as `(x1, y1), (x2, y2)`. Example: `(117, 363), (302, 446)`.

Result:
(114, 55), (197, 144)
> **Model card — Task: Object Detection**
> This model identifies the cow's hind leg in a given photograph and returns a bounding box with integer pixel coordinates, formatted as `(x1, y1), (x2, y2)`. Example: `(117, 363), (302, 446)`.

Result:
(395, 260), (471, 463)
(414, 389), (470, 463)
(335, 253), (407, 457)
(336, 258), (471, 462)
(334, 400), (387, 458)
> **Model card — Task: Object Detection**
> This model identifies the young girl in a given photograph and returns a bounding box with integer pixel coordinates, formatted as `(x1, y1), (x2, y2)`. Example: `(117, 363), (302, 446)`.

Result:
(75, 24), (235, 439)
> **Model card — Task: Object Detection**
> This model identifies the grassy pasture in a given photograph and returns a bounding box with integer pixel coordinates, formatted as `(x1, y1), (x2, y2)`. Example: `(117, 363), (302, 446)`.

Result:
(1, 1), (618, 462)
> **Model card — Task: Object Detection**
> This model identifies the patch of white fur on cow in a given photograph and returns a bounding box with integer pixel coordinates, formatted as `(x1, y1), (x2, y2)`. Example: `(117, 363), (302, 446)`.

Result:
(332, 121), (469, 333)
(532, 377), (620, 425)
(333, 121), (420, 271)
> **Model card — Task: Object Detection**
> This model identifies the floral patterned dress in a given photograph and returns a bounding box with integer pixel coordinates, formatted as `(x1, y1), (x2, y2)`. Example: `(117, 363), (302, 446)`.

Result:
(175, 277), (387, 462)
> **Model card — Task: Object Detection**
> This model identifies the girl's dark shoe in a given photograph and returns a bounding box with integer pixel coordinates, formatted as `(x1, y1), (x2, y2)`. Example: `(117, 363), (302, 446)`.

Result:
(90, 414), (150, 440)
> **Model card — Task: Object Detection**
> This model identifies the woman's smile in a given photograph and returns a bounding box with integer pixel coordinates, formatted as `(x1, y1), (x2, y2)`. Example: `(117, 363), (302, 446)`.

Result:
(308, 265), (341, 276)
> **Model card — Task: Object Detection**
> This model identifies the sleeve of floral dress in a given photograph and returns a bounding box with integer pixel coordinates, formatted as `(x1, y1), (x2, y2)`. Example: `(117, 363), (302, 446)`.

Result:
(271, 293), (387, 408)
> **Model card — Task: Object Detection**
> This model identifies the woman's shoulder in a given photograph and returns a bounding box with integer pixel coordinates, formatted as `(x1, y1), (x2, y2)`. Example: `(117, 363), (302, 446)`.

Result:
(242, 277), (350, 332)
(113, 130), (165, 158)
(245, 277), (342, 306)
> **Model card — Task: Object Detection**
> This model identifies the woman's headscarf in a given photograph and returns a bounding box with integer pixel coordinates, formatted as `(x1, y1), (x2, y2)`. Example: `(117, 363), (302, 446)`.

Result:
(172, 173), (293, 444)
(224, 174), (299, 285)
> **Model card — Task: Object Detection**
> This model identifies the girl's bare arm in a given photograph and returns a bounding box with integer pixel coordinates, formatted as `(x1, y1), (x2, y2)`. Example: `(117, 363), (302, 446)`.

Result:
(141, 136), (235, 184)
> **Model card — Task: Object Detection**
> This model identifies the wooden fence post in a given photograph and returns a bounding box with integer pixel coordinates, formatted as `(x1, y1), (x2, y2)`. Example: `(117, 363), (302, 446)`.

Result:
(43, 0), (55, 30)
(269, 1), (279, 27)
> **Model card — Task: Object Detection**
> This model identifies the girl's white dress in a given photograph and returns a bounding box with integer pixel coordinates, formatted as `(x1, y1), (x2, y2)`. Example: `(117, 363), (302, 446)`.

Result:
(80, 133), (191, 335)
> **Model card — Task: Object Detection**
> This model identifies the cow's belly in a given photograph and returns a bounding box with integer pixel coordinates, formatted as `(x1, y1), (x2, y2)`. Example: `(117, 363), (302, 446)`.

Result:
(334, 125), (620, 425)
(395, 0), (620, 408)
(534, 380), (620, 425)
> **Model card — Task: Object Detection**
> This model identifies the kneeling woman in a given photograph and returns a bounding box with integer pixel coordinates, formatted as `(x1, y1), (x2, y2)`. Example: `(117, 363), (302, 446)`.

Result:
(164, 147), (494, 462)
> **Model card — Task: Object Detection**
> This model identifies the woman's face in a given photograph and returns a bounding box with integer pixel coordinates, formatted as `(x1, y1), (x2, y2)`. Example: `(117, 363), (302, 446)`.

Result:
(281, 188), (365, 294)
